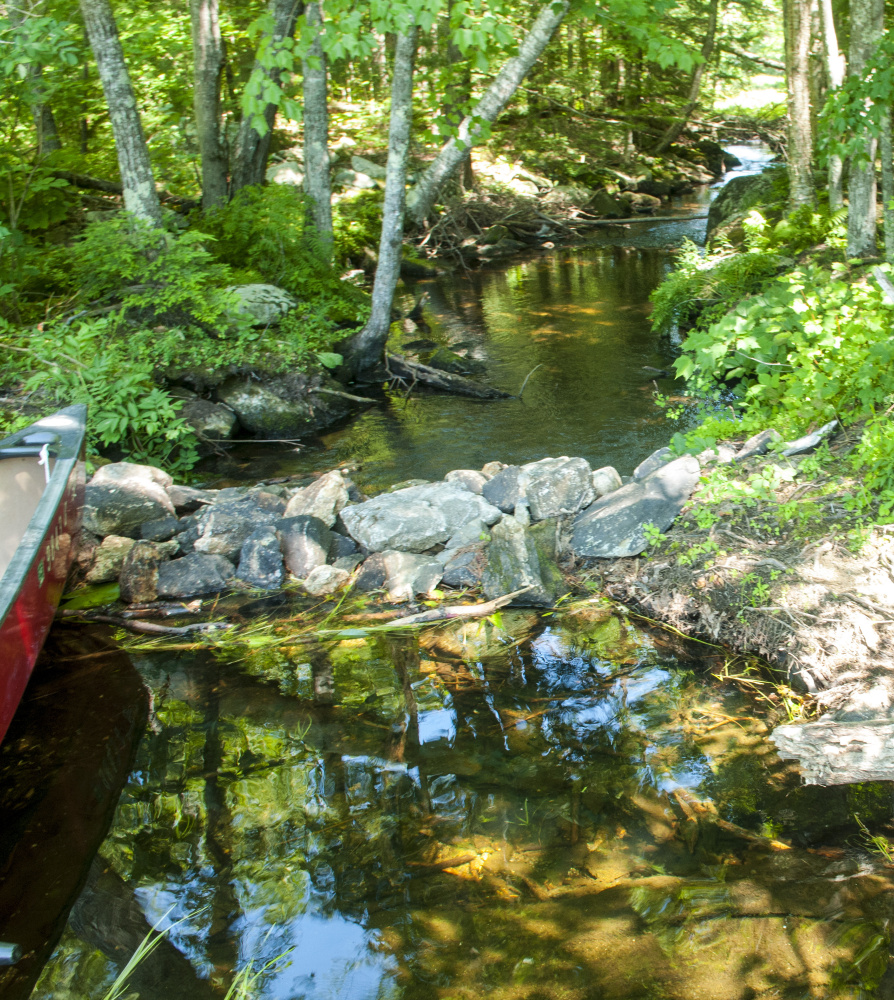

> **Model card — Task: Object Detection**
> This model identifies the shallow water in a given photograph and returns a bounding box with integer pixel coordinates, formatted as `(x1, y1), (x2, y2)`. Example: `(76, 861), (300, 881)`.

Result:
(29, 603), (894, 1000)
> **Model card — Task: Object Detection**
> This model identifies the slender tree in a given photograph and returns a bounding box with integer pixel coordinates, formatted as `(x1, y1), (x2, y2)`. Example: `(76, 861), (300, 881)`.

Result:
(7, 2), (61, 157)
(231, 0), (303, 193)
(408, 0), (570, 226)
(783, 0), (814, 207)
(79, 0), (162, 226)
(847, 0), (884, 257)
(817, 0), (846, 208)
(343, 23), (418, 372)
(190, 0), (228, 209)
(652, 0), (720, 155)
(302, 1), (333, 257)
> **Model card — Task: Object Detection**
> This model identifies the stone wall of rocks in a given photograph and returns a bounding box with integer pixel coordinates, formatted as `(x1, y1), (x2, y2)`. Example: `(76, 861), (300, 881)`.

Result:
(75, 420), (836, 607)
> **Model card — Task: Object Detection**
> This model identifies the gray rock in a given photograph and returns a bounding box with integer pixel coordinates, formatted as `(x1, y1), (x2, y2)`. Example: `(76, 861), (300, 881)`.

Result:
(277, 515), (331, 578)
(119, 540), (162, 604)
(706, 170), (779, 240)
(735, 428), (783, 461)
(481, 517), (563, 607)
(478, 237), (526, 257)
(571, 455), (701, 558)
(178, 397), (238, 441)
(542, 184), (596, 207)
(284, 470), (349, 527)
(633, 447), (674, 480)
(237, 527), (284, 589)
(782, 420), (838, 456)
(328, 532), (357, 561)
(445, 518), (491, 550)
(480, 461), (504, 479)
(481, 466), (524, 513)
(91, 462), (172, 490)
(83, 478), (175, 538)
(157, 553), (236, 598)
(333, 554), (362, 573)
(192, 493), (287, 560)
(224, 283), (297, 326)
(592, 466), (623, 498)
(216, 378), (315, 438)
(513, 502), (531, 526)
(339, 482), (501, 553)
(445, 469), (488, 494)
(333, 168), (377, 189)
(381, 550), (443, 601)
(303, 564), (351, 596)
(86, 535), (136, 583)
(696, 444), (737, 466)
(351, 154), (386, 180)
(166, 484), (216, 513)
(353, 553), (387, 591)
(140, 516), (181, 543)
(442, 545), (487, 588)
(266, 160), (304, 186)
(522, 456), (593, 520)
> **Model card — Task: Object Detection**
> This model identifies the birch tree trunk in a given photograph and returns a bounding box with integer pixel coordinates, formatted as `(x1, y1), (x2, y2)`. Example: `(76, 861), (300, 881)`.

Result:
(652, 0), (720, 155)
(847, 0), (884, 258)
(79, 0), (162, 227)
(190, 0), (228, 209)
(230, 0), (303, 194)
(302, 1), (333, 258)
(817, 0), (845, 208)
(342, 25), (418, 373)
(408, 1), (568, 226)
(783, 0), (814, 208)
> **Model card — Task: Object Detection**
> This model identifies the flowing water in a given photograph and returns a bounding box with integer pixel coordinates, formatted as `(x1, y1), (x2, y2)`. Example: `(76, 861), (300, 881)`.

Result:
(10, 143), (894, 1000)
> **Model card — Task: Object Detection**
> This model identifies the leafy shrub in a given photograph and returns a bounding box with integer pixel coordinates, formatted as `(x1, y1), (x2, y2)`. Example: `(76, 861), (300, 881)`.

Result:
(196, 184), (369, 323)
(21, 319), (199, 471)
(332, 188), (384, 264)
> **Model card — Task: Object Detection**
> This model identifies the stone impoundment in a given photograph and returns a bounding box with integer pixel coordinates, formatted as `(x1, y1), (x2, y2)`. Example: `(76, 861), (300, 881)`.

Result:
(75, 421), (836, 608)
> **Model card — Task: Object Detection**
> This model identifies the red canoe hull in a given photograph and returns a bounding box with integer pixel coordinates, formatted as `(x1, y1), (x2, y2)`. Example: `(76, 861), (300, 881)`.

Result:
(0, 408), (86, 745)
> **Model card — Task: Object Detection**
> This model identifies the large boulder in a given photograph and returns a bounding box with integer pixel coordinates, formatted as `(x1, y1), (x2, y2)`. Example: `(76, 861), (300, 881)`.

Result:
(85, 535), (136, 583)
(481, 517), (563, 607)
(119, 540), (170, 604)
(283, 471), (349, 526)
(351, 154), (386, 180)
(84, 463), (175, 538)
(571, 455), (701, 558)
(215, 379), (315, 438)
(706, 170), (781, 242)
(224, 283), (296, 326)
(187, 493), (286, 560)
(237, 527), (284, 589)
(156, 553), (235, 598)
(522, 456), (593, 520)
(339, 482), (501, 553)
(277, 515), (331, 578)
(587, 191), (626, 218)
(177, 396), (238, 441)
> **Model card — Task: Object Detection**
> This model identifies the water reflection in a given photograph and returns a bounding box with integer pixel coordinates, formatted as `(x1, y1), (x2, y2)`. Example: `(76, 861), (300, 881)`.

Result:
(33, 605), (894, 999)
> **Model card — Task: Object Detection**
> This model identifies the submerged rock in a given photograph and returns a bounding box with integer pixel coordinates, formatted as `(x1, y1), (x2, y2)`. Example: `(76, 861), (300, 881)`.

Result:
(571, 455), (701, 558)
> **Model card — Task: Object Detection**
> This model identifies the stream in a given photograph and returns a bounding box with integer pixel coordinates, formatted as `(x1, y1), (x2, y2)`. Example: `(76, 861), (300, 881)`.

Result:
(9, 143), (894, 1000)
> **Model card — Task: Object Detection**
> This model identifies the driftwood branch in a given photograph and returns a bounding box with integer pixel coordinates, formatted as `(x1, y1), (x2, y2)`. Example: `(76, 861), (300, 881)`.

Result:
(310, 386), (379, 405)
(57, 608), (231, 637)
(384, 586), (535, 627)
(386, 353), (513, 399)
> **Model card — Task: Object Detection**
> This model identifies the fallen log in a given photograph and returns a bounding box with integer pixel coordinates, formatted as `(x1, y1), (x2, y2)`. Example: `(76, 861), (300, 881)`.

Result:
(57, 608), (231, 637)
(51, 170), (200, 209)
(772, 718), (894, 785)
(385, 352), (513, 399)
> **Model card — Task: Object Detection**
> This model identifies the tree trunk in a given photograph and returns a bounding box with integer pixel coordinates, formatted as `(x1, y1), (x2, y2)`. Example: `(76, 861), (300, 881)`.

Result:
(190, 0), (228, 209)
(7, 4), (62, 157)
(817, 0), (845, 208)
(783, 0), (814, 208)
(408, 0), (569, 226)
(652, 0), (720, 155)
(79, 0), (162, 226)
(342, 25), (418, 373)
(302, 1), (333, 257)
(847, 0), (884, 258)
(881, 109), (894, 263)
(230, 0), (303, 194)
